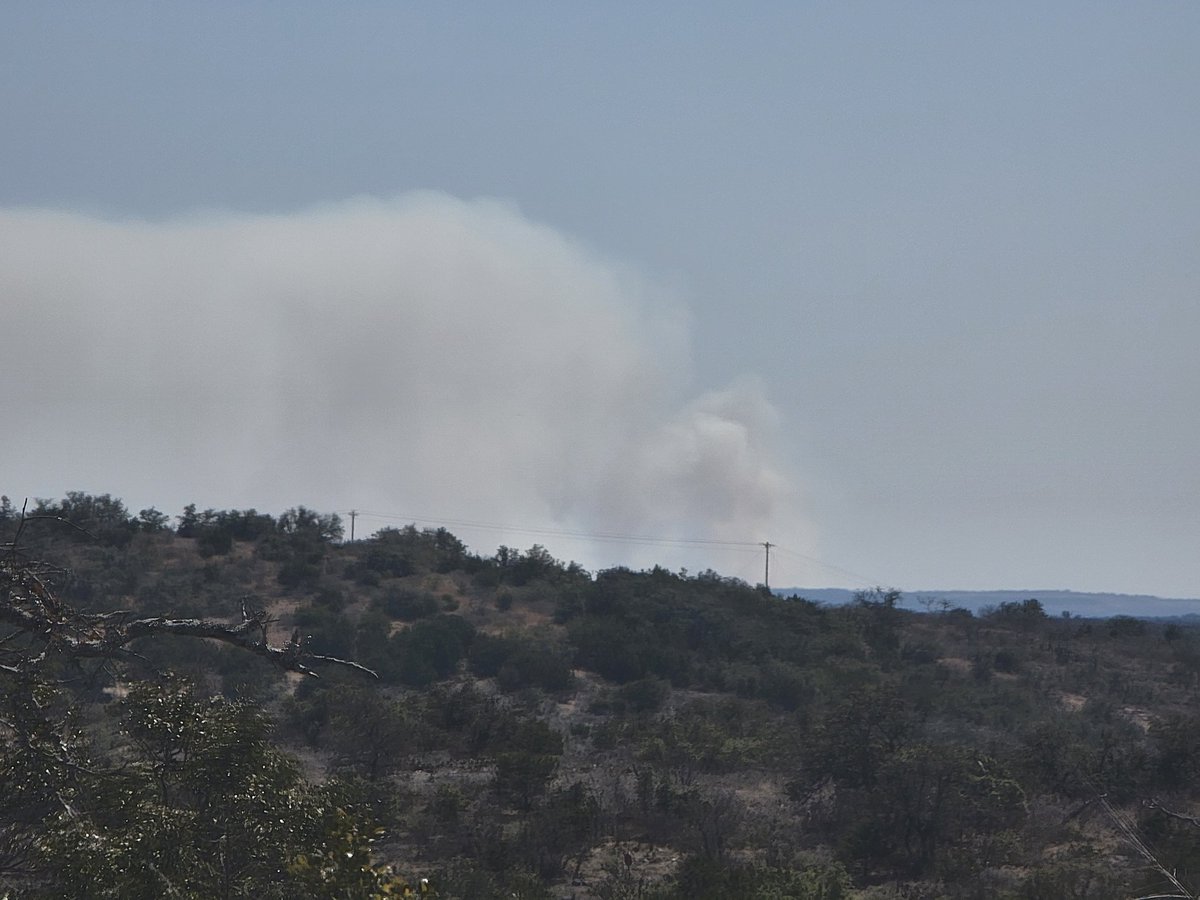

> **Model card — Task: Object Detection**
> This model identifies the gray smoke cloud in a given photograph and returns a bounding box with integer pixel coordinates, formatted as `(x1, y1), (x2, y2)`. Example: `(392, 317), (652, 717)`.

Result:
(1, 193), (812, 575)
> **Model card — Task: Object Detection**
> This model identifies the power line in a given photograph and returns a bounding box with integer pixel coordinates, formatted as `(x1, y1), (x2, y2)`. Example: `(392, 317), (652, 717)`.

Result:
(771, 544), (888, 589)
(347, 509), (765, 550)
(341, 508), (893, 589)
(1097, 794), (1194, 899)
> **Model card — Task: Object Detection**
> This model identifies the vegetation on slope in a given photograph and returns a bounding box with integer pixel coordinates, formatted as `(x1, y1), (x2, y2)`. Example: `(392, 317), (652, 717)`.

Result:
(4, 492), (1200, 899)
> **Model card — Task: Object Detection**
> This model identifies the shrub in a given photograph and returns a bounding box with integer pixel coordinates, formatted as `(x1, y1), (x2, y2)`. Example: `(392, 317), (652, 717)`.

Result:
(376, 587), (439, 621)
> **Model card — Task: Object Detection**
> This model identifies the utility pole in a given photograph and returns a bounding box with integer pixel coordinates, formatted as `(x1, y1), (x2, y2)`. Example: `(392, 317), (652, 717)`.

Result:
(349, 510), (357, 542)
(763, 541), (773, 591)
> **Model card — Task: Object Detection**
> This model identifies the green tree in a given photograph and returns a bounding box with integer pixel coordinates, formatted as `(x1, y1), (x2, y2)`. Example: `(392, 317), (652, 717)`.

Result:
(326, 686), (417, 780)
(177, 503), (201, 537)
(37, 681), (407, 898)
(843, 744), (1025, 877)
(277, 506), (344, 543)
(0, 536), (388, 896)
(492, 720), (563, 812)
(136, 507), (171, 532)
(803, 683), (911, 789)
(988, 598), (1048, 631)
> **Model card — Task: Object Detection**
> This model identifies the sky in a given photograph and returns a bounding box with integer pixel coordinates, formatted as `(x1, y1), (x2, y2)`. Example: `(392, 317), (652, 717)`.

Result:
(2, 3), (1199, 597)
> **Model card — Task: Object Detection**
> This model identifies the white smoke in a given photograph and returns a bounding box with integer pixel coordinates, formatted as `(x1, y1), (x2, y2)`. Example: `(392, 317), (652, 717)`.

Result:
(0, 193), (813, 576)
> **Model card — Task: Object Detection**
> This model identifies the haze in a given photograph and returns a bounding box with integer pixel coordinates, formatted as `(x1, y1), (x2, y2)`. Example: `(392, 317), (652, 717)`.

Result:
(2, 4), (1198, 596)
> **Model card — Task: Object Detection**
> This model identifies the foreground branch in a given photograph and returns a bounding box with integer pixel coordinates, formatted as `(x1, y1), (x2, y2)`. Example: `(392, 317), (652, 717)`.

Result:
(121, 616), (377, 678)
(1, 550), (376, 680)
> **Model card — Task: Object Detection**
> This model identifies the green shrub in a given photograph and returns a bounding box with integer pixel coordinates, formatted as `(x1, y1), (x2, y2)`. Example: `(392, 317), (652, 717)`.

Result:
(376, 587), (439, 621)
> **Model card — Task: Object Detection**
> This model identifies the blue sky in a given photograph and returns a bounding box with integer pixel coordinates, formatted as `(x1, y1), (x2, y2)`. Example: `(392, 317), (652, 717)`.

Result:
(3, 4), (1199, 596)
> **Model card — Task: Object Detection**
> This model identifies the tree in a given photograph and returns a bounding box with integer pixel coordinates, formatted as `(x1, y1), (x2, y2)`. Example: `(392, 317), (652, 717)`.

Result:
(7, 493), (136, 548)
(278, 506), (344, 543)
(325, 686), (416, 780)
(1, 503), (377, 680)
(0, 559), (373, 681)
(853, 588), (903, 662)
(842, 744), (1025, 877)
(492, 720), (563, 812)
(988, 598), (1047, 631)
(802, 683), (912, 790)
(0, 514), (396, 896)
(38, 680), (409, 898)
(176, 503), (201, 538)
(136, 507), (170, 533)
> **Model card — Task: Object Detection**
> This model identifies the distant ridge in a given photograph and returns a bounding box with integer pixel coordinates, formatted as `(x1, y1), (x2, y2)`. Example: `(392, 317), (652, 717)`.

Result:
(778, 587), (1200, 620)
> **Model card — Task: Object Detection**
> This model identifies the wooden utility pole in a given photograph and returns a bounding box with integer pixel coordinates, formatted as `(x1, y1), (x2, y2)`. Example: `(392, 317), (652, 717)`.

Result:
(349, 510), (357, 542)
(763, 541), (773, 590)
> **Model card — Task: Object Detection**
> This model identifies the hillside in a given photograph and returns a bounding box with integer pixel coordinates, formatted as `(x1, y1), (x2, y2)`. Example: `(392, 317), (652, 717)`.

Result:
(5, 493), (1200, 899)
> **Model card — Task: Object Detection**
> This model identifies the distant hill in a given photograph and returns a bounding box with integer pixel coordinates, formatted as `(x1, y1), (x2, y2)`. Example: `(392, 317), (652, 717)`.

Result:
(779, 586), (1200, 620)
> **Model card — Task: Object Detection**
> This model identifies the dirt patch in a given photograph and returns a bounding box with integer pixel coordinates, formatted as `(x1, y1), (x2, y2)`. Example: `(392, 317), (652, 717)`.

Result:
(1122, 706), (1154, 732)
(938, 657), (972, 674)
(1059, 692), (1087, 712)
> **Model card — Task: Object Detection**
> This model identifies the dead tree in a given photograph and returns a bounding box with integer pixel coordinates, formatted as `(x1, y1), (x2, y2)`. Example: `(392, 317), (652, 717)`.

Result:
(0, 504), (376, 681)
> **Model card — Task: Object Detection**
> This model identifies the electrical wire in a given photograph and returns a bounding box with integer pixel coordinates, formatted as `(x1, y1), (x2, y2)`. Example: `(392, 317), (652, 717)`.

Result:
(343, 508), (893, 589)
(1098, 793), (1194, 898)
(1075, 769), (1195, 899)
(771, 544), (887, 588)
(348, 509), (764, 549)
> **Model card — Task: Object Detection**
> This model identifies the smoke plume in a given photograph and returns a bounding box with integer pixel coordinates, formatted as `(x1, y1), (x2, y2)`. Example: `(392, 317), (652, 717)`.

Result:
(1, 194), (810, 575)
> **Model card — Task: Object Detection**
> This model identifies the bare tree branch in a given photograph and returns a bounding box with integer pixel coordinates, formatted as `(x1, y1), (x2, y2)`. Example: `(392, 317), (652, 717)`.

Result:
(120, 616), (377, 678)
(1145, 798), (1200, 829)
(0, 539), (377, 680)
